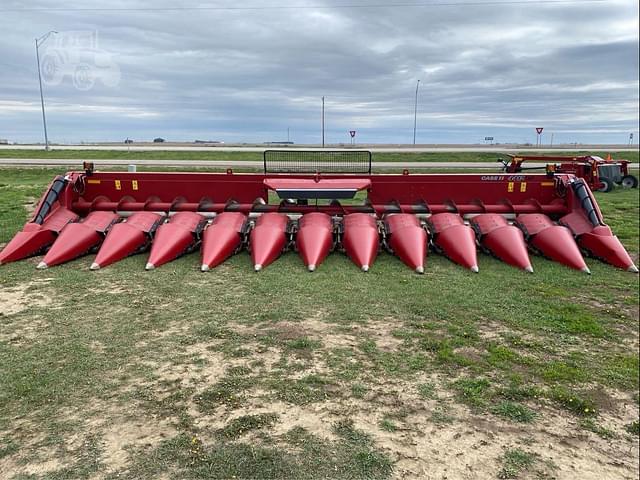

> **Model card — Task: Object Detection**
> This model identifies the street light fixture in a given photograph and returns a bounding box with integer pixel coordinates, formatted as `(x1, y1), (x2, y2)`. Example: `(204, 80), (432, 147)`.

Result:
(413, 79), (420, 145)
(35, 30), (57, 151)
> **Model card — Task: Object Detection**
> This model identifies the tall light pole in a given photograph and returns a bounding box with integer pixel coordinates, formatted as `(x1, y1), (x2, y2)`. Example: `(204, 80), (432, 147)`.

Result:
(321, 96), (325, 148)
(35, 31), (57, 151)
(413, 79), (420, 145)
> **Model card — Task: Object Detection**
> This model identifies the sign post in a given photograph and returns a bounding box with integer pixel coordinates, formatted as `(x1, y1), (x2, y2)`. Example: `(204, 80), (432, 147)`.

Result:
(535, 127), (544, 147)
(349, 130), (356, 146)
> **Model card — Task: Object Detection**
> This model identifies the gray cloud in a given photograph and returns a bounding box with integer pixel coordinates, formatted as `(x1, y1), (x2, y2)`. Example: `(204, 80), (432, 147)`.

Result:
(0, 0), (638, 144)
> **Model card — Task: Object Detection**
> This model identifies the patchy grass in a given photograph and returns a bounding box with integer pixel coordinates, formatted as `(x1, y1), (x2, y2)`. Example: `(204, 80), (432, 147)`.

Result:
(417, 382), (436, 399)
(548, 387), (598, 417)
(498, 448), (537, 479)
(218, 413), (279, 439)
(453, 377), (493, 408)
(580, 418), (617, 440)
(379, 418), (397, 432)
(0, 165), (638, 479)
(626, 421), (640, 437)
(271, 375), (333, 405)
(491, 401), (537, 423)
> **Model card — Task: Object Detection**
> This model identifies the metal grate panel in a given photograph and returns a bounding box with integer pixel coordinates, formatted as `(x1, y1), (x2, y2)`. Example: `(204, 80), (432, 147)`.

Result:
(263, 150), (372, 174)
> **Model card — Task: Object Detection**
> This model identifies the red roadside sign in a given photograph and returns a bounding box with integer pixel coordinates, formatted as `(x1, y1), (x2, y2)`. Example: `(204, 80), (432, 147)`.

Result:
(349, 130), (356, 138)
(536, 127), (544, 134)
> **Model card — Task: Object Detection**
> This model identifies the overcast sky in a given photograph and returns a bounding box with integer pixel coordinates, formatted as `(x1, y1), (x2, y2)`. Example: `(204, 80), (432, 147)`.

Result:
(0, 0), (638, 144)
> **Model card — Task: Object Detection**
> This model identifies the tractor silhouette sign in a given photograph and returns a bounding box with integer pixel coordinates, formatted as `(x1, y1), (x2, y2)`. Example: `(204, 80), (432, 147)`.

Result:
(40, 31), (120, 91)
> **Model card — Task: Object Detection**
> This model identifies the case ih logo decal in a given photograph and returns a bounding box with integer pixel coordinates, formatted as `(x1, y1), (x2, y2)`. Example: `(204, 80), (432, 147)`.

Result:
(481, 175), (526, 181)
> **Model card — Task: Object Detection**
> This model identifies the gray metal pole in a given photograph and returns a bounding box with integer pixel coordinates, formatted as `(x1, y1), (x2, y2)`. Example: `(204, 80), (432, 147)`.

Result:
(35, 38), (50, 151)
(322, 96), (325, 148)
(413, 80), (420, 145)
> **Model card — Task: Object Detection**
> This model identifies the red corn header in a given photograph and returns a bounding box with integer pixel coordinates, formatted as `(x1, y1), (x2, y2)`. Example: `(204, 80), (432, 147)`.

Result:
(0, 151), (637, 275)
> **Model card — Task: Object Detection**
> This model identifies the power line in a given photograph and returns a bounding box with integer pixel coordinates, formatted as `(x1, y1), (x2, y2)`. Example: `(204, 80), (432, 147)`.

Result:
(0, 0), (606, 12)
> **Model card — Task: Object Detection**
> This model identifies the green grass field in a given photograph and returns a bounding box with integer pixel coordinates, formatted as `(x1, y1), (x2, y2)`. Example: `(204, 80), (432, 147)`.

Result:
(0, 149), (637, 164)
(0, 165), (638, 479)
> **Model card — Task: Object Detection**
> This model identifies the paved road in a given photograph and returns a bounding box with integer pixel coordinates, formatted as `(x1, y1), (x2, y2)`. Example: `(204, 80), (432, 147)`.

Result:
(1, 145), (638, 153)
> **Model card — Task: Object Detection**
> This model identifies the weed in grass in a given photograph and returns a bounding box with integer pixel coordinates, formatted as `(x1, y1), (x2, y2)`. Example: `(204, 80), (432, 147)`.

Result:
(218, 413), (279, 439)
(497, 382), (542, 402)
(497, 448), (536, 479)
(548, 387), (598, 417)
(271, 374), (331, 405)
(580, 418), (617, 439)
(417, 382), (436, 399)
(540, 360), (588, 383)
(486, 345), (521, 368)
(599, 354), (640, 390)
(361, 346), (429, 376)
(282, 426), (393, 479)
(286, 337), (321, 351)
(430, 407), (455, 425)
(193, 324), (238, 340)
(195, 376), (254, 410)
(379, 418), (397, 432)
(359, 339), (378, 354)
(227, 365), (252, 377)
(491, 401), (537, 423)
(435, 342), (475, 367)
(333, 419), (372, 445)
(453, 377), (492, 408)
(351, 383), (368, 399)
(352, 449), (394, 479)
(331, 420), (394, 478)
(152, 434), (297, 479)
(625, 421), (639, 437)
(325, 348), (363, 381)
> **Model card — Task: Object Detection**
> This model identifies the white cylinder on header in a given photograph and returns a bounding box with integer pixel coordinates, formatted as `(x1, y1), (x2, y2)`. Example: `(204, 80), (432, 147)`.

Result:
(128, 164), (137, 172)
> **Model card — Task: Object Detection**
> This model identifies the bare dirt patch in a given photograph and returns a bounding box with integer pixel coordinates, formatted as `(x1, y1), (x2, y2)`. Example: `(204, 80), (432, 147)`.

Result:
(0, 279), (54, 316)
(100, 416), (176, 471)
(239, 315), (405, 352)
(0, 280), (56, 345)
(0, 419), (64, 478)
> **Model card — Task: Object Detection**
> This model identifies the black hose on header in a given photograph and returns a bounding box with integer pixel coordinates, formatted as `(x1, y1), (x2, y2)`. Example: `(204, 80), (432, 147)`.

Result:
(33, 176), (67, 225)
(571, 179), (602, 227)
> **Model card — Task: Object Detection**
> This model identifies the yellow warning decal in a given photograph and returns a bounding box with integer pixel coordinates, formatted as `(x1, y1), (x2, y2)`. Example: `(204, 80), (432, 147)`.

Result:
(132, 180), (139, 190)
(541, 181), (555, 187)
(520, 182), (527, 193)
(87, 179), (101, 185)
(115, 180), (121, 190)
(508, 182), (514, 193)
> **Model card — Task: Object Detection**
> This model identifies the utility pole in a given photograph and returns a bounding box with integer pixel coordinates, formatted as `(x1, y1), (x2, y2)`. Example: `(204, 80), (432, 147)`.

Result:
(413, 80), (420, 145)
(35, 31), (57, 151)
(321, 96), (325, 148)
(287, 127), (290, 143)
